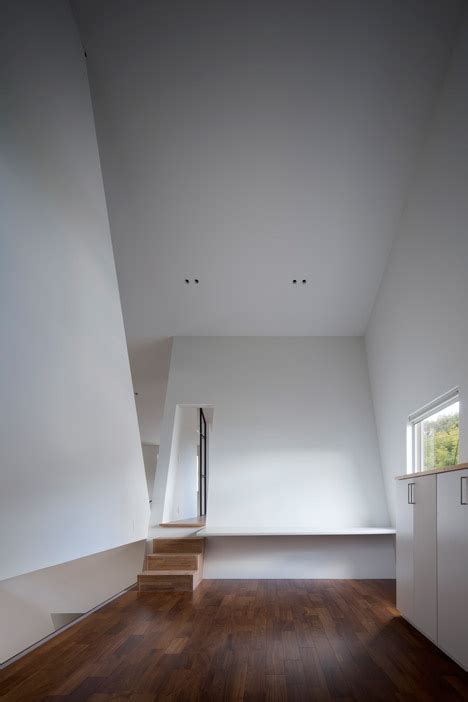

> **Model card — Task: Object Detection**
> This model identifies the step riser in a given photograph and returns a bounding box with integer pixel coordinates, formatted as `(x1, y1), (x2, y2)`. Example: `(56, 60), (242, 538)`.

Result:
(147, 554), (199, 571)
(152, 539), (204, 554)
(138, 574), (197, 592)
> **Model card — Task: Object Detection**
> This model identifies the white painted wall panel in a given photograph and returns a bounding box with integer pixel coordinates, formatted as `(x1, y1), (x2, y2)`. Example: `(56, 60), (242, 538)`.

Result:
(154, 337), (389, 530)
(366, 17), (468, 524)
(0, 0), (149, 581)
(167, 407), (198, 522)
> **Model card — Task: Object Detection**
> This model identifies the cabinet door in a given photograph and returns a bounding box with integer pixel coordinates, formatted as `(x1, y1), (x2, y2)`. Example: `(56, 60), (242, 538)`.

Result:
(437, 469), (468, 671)
(396, 479), (414, 622)
(413, 475), (437, 642)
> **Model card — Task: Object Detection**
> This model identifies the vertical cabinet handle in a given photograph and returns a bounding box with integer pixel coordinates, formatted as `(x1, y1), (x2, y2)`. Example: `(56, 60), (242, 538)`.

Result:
(461, 476), (468, 505)
(408, 482), (415, 505)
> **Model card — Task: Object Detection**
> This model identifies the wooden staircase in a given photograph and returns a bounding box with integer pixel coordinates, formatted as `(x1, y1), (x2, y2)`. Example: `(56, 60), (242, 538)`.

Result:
(138, 537), (205, 592)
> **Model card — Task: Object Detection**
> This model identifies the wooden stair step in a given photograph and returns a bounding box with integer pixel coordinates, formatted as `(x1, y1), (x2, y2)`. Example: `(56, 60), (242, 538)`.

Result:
(138, 570), (201, 592)
(152, 537), (204, 554)
(146, 553), (200, 571)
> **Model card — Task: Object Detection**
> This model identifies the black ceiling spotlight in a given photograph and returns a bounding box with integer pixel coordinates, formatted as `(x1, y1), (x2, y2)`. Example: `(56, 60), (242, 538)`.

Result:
(292, 279), (297, 284)
(194, 279), (199, 284)
(302, 279), (307, 284)
(185, 279), (190, 284)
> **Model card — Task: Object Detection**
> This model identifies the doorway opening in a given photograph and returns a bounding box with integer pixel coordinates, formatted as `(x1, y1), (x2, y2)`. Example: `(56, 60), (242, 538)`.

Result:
(160, 405), (213, 528)
(199, 408), (207, 517)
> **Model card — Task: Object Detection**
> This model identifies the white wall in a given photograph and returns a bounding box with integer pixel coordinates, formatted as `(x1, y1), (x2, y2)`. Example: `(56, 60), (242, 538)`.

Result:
(153, 337), (389, 529)
(142, 443), (158, 501)
(162, 406), (199, 522)
(0, 0), (149, 582)
(0, 541), (146, 664)
(366, 17), (468, 524)
(173, 407), (199, 522)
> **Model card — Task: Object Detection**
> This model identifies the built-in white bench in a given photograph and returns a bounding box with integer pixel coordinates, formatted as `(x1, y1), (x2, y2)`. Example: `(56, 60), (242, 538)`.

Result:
(148, 525), (396, 579)
(193, 527), (395, 579)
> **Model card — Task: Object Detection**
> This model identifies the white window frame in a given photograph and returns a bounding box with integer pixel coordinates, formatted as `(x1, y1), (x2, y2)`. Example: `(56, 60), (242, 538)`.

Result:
(408, 388), (459, 473)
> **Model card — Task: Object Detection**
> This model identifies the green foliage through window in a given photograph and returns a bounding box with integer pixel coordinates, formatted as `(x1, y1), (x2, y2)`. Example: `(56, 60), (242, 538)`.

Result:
(422, 411), (459, 469)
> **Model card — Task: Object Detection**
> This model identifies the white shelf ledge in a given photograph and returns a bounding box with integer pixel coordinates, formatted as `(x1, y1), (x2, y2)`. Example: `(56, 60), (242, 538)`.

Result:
(195, 527), (395, 537)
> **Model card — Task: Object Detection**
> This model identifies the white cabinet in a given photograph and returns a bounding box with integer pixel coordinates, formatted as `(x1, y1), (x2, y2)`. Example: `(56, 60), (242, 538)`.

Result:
(396, 468), (468, 671)
(413, 475), (437, 642)
(396, 479), (414, 621)
(395, 475), (437, 642)
(437, 469), (468, 670)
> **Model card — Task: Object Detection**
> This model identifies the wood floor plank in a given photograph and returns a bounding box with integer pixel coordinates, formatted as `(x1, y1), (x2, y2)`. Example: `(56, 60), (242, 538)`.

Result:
(1, 580), (467, 701)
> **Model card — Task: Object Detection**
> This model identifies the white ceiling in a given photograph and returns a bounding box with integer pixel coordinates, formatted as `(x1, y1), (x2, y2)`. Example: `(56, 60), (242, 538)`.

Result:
(72, 0), (461, 441)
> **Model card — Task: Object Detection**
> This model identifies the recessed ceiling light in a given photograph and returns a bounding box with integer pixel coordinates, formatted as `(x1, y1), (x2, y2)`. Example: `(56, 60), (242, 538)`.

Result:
(194, 279), (199, 284)
(292, 279), (297, 284)
(185, 279), (190, 284)
(302, 279), (307, 284)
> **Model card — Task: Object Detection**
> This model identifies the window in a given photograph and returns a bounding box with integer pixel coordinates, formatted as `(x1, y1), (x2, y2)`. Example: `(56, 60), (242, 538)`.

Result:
(409, 389), (460, 473)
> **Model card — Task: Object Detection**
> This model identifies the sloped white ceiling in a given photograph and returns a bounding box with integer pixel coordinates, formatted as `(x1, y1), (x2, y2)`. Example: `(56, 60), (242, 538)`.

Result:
(72, 0), (462, 441)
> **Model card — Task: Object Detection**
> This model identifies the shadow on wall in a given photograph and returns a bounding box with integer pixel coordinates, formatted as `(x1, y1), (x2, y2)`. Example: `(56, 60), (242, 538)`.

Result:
(142, 443), (159, 503)
(50, 612), (82, 630)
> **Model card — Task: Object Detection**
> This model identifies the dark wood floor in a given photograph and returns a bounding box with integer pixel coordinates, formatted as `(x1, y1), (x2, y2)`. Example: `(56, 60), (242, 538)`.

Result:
(1, 579), (467, 701)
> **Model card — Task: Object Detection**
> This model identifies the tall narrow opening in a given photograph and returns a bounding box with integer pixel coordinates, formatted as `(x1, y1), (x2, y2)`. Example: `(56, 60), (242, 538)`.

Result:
(199, 408), (207, 517)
